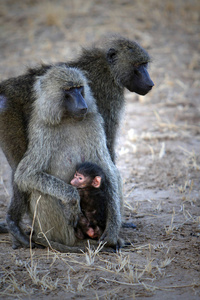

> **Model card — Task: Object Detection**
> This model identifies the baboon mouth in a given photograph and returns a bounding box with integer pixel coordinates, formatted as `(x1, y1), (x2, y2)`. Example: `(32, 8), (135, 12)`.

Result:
(73, 114), (86, 121)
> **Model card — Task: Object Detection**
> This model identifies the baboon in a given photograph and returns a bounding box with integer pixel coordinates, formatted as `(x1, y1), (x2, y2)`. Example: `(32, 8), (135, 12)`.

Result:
(0, 35), (154, 247)
(14, 65), (122, 250)
(70, 36), (154, 161)
(70, 162), (107, 240)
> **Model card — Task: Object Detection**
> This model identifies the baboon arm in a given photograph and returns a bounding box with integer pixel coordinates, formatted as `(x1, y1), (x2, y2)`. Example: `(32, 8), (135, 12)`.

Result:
(100, 195), (121, 246)
(99, 166), (122, 246)
(14, 164), (79, 203)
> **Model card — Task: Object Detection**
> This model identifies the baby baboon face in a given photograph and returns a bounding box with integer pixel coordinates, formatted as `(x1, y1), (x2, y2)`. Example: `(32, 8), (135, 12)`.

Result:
(71, 171), (101, 189)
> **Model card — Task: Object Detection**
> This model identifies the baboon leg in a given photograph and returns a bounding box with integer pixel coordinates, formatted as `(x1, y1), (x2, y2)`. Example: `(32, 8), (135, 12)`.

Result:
(0, 105), (30, 246)
(6, 181), (38, 249)
(33, 237), (83, 253)
(33, 236), (114, 253)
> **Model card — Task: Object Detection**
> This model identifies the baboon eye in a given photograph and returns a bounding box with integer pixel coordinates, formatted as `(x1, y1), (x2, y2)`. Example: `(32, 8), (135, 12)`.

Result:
(107, 48), (117, 63)
(64, 87), (73, 92)
(141, 63), (148, 68)
(128, 47), (134, 53)
(80, 86), (84, 96)
(134, 69), (140, 76)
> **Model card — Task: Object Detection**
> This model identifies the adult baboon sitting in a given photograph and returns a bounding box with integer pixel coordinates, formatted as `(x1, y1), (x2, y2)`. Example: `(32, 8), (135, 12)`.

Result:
(14, 65), (122, 251)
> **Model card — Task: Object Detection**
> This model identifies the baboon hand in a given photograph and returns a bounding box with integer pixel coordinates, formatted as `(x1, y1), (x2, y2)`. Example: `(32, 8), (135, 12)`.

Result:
(61, 186), (81, 227)
(100, 228), (118, 247)
(63, 202), (80, 227)
(100, 231), (124, 251)
(68, 209), (80, 227)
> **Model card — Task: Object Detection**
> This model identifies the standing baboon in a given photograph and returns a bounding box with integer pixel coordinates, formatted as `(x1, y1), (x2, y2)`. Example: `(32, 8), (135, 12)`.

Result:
(0, 35), (154, 247)
(70, 162), (107, 240)
(14, 65), (122, 250)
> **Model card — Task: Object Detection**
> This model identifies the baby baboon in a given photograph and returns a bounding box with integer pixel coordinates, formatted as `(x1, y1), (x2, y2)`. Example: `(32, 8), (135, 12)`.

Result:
(70, 162), (107, 240)
(14, 65), (122, 250)
(0, 35), (153, 245)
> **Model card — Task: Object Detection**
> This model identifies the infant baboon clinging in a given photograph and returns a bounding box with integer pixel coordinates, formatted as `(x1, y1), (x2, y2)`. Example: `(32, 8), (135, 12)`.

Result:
(70, 162), (107, 240)
(0, 35), (154, 247)
(14, 65), (122, 250)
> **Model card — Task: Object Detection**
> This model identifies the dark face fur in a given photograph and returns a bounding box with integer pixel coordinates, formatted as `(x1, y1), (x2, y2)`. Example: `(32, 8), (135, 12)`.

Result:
(121, 63), (154, 95)
(63, 86), (88, 118)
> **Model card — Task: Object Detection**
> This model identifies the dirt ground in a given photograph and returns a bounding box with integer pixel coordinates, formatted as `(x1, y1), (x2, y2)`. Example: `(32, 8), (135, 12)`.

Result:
(0, 0), (200, 299)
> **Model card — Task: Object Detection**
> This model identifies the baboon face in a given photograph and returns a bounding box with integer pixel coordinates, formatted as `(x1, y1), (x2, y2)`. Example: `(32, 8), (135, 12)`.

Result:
(70, 171), (101, 189)
(70, 171), (92, 188)
(121, 63), (154, 95)
(63, 86), (88, 118)
(34, 67), (89, 124)
(106, 39), (154, 95)
(71, 162), (104, 189)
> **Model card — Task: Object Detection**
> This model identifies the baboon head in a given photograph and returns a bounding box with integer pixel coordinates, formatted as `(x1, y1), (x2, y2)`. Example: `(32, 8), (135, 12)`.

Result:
(33, 66), (92, 125)
(105, 37), (154, 95)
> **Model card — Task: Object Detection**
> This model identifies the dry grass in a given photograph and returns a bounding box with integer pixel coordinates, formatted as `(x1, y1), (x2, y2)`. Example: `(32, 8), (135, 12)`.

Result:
(1, 236), (199, 298)
(1, 200), (196, 298)
(0, 0), (200, 299)
(164, 208), (176, 235)
(180, 147), (200, 171)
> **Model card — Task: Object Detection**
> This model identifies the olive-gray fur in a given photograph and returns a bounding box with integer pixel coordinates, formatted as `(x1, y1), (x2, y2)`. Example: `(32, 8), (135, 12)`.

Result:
(14, 66), (122, 249)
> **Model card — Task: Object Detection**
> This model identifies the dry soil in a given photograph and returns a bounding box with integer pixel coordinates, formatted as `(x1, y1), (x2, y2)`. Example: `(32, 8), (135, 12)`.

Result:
(0, 0), (199, 299)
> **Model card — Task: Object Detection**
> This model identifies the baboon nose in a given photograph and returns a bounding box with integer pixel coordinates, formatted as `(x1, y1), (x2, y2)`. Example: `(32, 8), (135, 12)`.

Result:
(149, 79), (154, 88)
(80, 107), (87, 115)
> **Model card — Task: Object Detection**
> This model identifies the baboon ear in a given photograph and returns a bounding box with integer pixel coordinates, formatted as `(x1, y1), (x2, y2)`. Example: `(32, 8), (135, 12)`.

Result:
(34, 77), (63, 125)
(92, 176), (101, 188)
(106, 48), (117, 63)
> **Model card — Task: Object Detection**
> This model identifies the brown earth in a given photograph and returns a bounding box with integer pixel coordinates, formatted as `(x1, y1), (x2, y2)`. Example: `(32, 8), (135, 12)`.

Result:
(0, 0), (200, 299)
